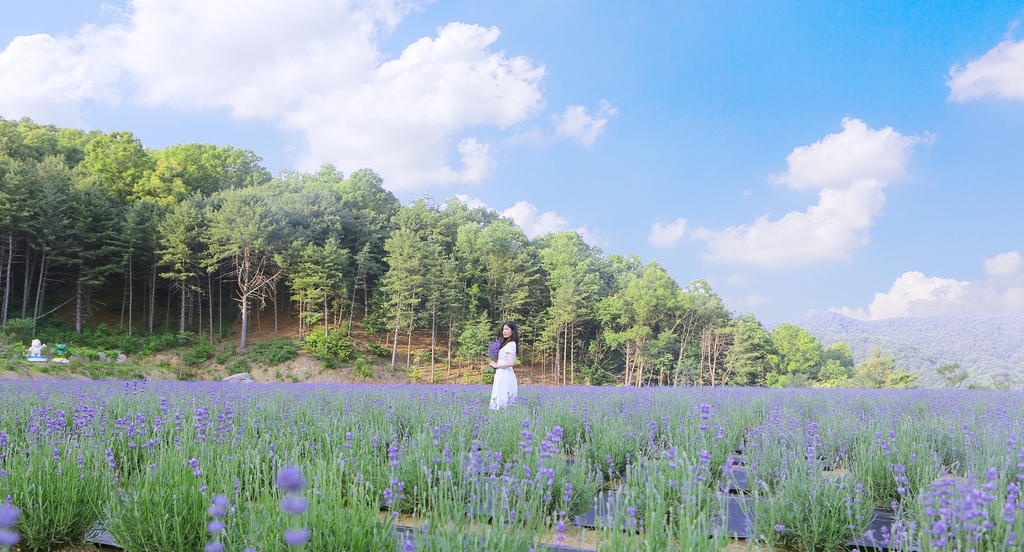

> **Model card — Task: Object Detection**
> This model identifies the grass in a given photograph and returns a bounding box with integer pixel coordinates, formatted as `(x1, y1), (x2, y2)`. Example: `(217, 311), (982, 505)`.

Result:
(0, 385), (1023, 552)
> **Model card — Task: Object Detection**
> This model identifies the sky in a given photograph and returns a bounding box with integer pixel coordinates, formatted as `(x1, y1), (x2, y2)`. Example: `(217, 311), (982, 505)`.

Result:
(2, 0), (1024, 324)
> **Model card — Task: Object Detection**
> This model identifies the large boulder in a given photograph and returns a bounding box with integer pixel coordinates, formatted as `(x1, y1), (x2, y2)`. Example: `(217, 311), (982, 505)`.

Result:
(222, 372), (254, 383)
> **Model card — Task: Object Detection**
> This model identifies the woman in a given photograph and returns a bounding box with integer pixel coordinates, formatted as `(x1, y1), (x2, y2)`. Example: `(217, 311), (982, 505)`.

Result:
(488, 321), (519, 410)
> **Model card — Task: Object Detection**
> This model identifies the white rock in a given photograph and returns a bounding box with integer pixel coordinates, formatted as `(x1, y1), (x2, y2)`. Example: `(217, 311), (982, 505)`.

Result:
(222, 372), (254, 383)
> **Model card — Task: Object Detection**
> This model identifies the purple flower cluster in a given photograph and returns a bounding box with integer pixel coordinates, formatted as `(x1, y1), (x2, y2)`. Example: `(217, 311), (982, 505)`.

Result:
(0, 504), (19, 550)
(487, 339), (501, 361)
(277, 466), (309, 548)
(204, 495), (229, 552)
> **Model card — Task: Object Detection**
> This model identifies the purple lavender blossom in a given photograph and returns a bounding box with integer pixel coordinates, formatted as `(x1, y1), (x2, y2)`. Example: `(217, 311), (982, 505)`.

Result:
(204, 543), (224, 552)
(487, 339), (501, 361)
(277, 466), (305, 493)
(0, 505), (17, 529)
(0, 530), (19, 549)
(283, 527), (310, 547)
(280, 496), (309, 515)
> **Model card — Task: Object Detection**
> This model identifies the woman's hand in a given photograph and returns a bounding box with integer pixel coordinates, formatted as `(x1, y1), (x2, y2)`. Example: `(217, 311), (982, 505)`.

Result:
(488, 360), (497, 368)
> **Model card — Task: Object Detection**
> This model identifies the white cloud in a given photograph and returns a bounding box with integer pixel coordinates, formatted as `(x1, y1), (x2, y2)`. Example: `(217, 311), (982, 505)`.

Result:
(451, 193), (489, 210)
(726, 274), (748, 285)
(0, 1), (557, 189)
(552, 100), (617, 147)
(690, 119), (924, 267)
(502, 200), (570, 238)
(984, 250), (1022, 277)
(451, 195), (597, 243)
(948, 38), (1024, 102)
(769, 118), (922, 191)
(648, 218), (688, 248)
(837, 251), (1024, 319)
(745, 293), (767, 307)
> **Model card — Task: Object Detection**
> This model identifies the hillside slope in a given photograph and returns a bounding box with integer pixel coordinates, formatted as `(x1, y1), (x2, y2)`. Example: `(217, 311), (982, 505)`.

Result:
(791, 312), (1024, 387)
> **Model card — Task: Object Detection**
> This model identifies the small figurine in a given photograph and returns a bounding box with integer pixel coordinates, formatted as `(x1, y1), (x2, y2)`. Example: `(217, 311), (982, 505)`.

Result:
(27, 339), (47, 362)
(52, 343), (70, 364)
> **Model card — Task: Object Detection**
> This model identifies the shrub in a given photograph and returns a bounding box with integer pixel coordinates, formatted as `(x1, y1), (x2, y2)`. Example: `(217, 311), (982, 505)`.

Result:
(366, 342), (390, 357)
(246, 338), (298, 365)
(353, 357), (373, 378)
(215, 344), (236, 365)
(229, 357), (249, 375)
(304, 333), (355, 366)
(193, 341), (214, 363)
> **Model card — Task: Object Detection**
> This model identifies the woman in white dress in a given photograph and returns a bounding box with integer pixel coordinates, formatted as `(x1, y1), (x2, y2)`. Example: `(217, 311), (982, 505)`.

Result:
(488, 321), (519, 410)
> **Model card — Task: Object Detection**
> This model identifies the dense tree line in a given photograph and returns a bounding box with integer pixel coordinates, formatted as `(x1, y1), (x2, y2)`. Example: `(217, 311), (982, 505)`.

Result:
(0, 117), (917, 387)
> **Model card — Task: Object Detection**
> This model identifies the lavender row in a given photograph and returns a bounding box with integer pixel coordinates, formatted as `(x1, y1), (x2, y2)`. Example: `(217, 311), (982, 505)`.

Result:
(0, 381), (1022, 551)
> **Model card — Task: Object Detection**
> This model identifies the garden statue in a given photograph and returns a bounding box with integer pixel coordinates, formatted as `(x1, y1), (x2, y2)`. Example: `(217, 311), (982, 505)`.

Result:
(53, 344), (70, 364)
(27, 339), (47, 362)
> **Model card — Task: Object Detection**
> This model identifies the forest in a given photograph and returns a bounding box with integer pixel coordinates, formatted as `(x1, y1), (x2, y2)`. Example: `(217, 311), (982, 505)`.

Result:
(0, 117), (920, 388)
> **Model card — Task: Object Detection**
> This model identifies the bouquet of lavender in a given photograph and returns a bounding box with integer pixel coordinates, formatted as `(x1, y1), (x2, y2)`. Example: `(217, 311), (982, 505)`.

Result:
(487, 339), (502, 361)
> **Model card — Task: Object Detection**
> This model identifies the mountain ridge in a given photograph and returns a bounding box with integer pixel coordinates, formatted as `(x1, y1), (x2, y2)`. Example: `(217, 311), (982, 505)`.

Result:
(791, 312), (1024, 387)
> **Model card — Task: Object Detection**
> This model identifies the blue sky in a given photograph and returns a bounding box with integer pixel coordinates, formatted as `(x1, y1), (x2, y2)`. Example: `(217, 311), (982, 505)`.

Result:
(2, 0), (1024, 324)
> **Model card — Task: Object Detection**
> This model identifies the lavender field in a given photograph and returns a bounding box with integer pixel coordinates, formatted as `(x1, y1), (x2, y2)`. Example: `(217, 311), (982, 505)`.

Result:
(0, 382), (1022, 552)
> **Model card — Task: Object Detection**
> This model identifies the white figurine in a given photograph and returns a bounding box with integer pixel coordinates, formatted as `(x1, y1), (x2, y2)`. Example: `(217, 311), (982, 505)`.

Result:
(27, 339), (47, 361)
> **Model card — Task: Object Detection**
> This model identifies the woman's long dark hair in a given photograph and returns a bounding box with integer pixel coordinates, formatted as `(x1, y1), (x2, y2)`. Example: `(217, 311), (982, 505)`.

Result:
(500, 320), (520, 348)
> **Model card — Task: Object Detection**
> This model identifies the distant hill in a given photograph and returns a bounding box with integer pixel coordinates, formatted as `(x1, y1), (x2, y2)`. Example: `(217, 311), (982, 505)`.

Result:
(791, 312), (1024, 388)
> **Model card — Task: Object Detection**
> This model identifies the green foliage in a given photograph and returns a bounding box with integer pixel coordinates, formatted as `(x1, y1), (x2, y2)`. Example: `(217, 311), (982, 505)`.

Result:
(304, 332), (355, 367)
(247, 338), (299, 365)
(853, 348), (919, 388)
(936, 362), (969, 389)
(365, 342), (390, 357)
(772, 323), (824, 378)
(229, 357), (250, 375)
(353, 356), (373, 378)
(215, 344), (236, 364)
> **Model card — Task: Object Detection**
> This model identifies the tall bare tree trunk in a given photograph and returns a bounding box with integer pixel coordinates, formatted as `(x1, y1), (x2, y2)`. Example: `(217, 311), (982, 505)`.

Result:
(32, 252), (46, 336)
(208, 273), (214, 344)
(75, 271), (83, 334)
(22, 243), (34, 320)
(430, 304), (436, 384)
(149, 265), (156, 334)
(2, 233), (12, 326)
(127, 252), (134, 336)
(240, 297), (249, 350)
(179, 282), (187, 335)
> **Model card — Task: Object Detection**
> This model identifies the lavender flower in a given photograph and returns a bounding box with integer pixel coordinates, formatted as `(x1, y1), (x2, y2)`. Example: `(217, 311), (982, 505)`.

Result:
(283, 528), (310, 547)
(280, 496), (308, 515)
(0, 505), (17, 529)
(487, 339), (501, 361)
(0, 530), (19, 550)
(277, 466), (305, 493)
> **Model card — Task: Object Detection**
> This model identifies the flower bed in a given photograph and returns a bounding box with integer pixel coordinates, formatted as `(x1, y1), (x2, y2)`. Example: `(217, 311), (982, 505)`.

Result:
(0, 383), (1021, 551)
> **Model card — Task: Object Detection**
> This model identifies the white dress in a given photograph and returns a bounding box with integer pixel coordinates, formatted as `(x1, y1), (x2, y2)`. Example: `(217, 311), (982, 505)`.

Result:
(489, 341), (518, 410)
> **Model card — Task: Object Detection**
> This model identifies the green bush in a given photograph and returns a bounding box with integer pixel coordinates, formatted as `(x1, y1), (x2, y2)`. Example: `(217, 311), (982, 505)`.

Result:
(180, 349), (199, 368)
(229, 357), (249, 375)
(246, 338), (298, 365)
(366, 342), (390, 357)
(216, 344), (236, 364)
(194, 341), (215, 363)
(305, 332), (355, 366)
(354, 356), (373, 378)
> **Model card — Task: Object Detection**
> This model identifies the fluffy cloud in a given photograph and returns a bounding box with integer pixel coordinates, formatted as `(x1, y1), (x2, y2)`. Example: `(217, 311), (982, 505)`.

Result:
(501, 200), (570, 238)
(768, 118), (921, 191)
(947, 38), (1024, 102)
(838, 252), (1024, 319)
(451, 195), (597, 242)
(689, 118), (924, 267)
(984, 250), (1023, 277)
(648, 218), (688, 248)
(552, 100), (617, 147)
(0, 0), (602, 189)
